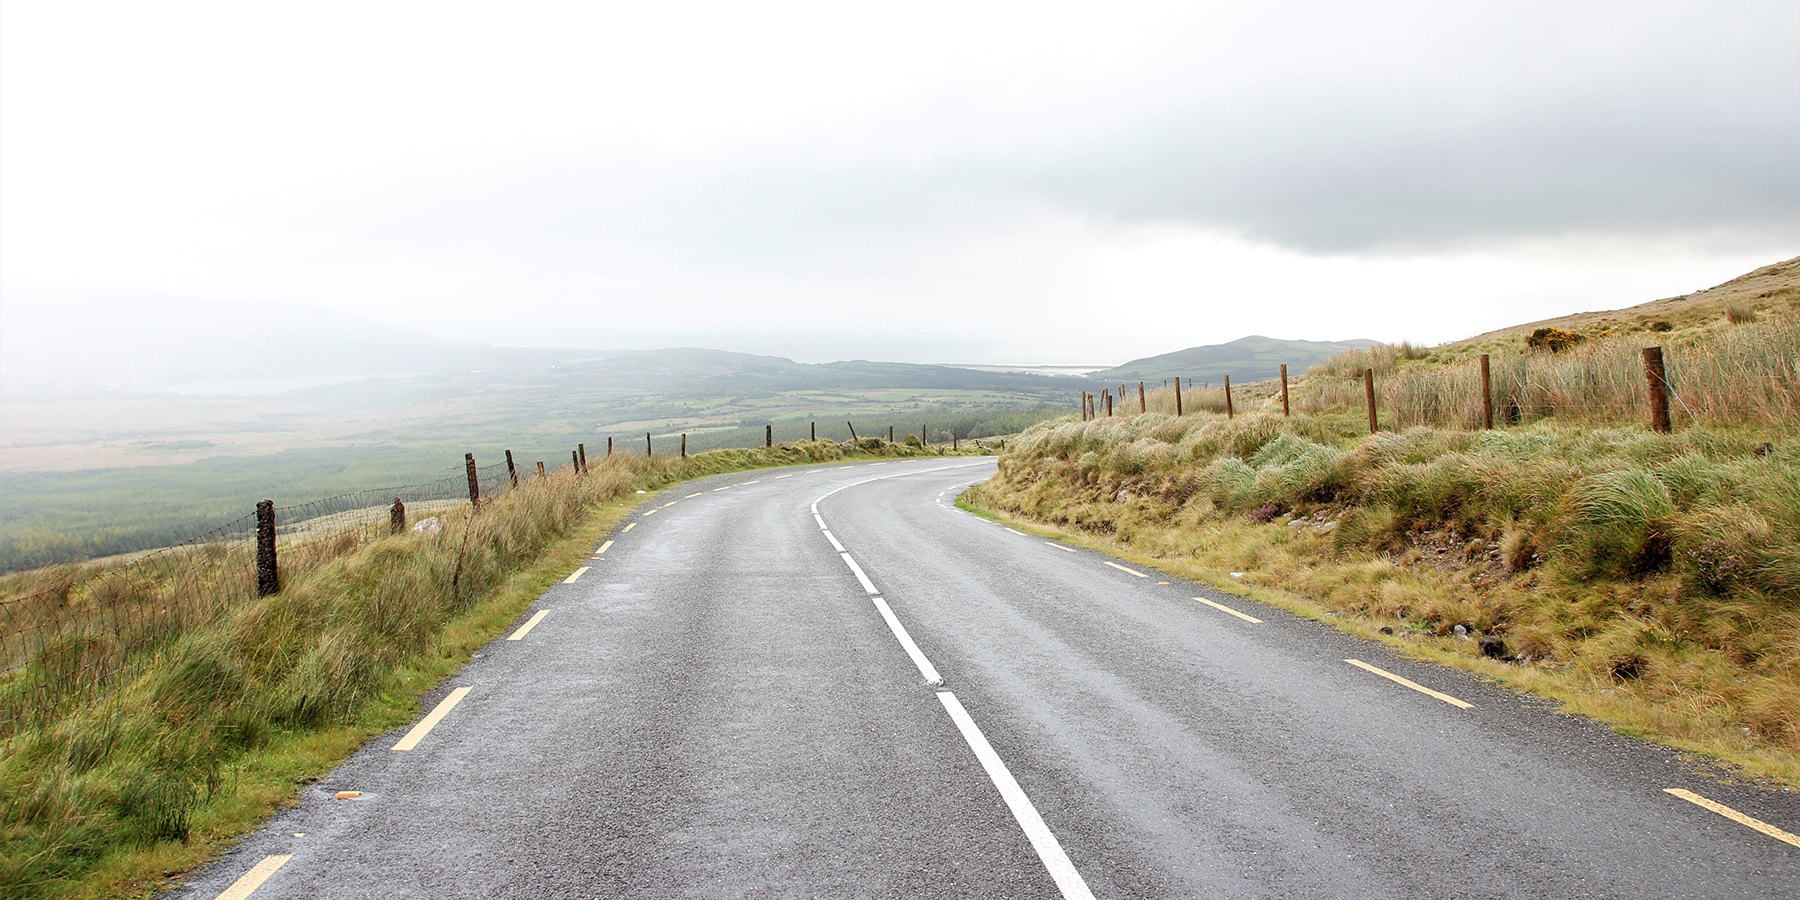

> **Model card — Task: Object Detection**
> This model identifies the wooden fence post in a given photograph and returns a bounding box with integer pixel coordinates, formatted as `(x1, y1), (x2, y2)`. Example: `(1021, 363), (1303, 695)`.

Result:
(1479, 354), (1494, 430)
(390, 497), (405, 534)
(766, 425), (773, 448)
(1224, 375), (1234, 419)
(811, 421), (817, 441)
(1364, 368), (1378, 434)
(255, 499), (278, 596)
(921, 425), (927, 446)
(1642, 346), (1672, 433)
(1104, 389), (1112, 417)
(505, 449), (518, 487)
(607, 436), (613, 456)
(537, 461), (546, 478)
(571, 450), (580, 471)
(952, 430), (958, 451)
(1138, 381), (1145, 413)
(465, 453), (480, 505)
(1174, 377), (1183, 416)
(846, 422), (859, 442)
(681, 434), (687, 458)
(646, 433), (652, 457)
(578, 443), (588, 472)
(1280, 364), (1290, 417)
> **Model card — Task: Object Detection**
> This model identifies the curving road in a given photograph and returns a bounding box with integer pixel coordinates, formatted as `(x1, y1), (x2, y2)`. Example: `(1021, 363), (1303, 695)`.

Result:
(171, 458), (1798, 899)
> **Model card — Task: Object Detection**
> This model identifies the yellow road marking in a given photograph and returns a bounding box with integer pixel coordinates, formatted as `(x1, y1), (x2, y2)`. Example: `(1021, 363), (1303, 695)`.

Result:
(392, 687), (471, 751)
(1047, 542), (1077, 552)
(642, 508), (658, 516)
(622, 522), (636, 533)
(1005, 527), (1027, 536)
(660, 501), (678, 508)
(563, 567), (589, 584)
(1664, 788), (1800, 848)
(595, 540), (614, 555)
(1103, 561), (1148, 578)
(216, 854), (291, 900)
(1195, 596), (1262, 623)
(507, 610), (549, 641)
(1344, 659), (1473, 709)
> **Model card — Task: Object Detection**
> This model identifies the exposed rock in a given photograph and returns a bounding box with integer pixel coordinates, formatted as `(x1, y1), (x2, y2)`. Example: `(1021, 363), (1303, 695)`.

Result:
(411, 517), (443, 534)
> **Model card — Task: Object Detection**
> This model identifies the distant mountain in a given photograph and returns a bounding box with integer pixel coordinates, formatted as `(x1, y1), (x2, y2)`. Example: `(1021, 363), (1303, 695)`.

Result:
(1091, 336), (1378, 384)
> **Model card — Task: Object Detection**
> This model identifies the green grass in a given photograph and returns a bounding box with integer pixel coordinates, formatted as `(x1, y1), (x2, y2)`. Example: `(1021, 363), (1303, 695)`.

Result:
(0, 439), (988, 899)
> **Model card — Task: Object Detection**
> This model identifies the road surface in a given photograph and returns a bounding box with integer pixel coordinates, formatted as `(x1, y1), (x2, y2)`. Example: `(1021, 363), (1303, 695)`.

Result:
(170, 458), (1799, 898)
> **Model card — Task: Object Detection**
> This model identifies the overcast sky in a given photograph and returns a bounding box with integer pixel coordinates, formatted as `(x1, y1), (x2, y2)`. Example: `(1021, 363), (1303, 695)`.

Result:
(3, 0), (1796, 365)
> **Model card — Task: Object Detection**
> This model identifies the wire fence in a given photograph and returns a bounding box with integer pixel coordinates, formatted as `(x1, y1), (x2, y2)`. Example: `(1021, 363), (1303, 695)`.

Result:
(0, 461), (496, 735)
(1079, 320), (1800, 437)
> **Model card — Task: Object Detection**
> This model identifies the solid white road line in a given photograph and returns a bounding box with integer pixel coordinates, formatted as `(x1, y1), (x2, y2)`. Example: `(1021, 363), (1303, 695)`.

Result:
(506, 610), (549, 641)
(814, 513), (828, 529)
(937, 692), (1095, 900)
(1046, 542), (1077, 552)
(823, 530), (847, 552)
(871, 596), (943, 686)
(215, 854), (291, 900)
(841, 553), (879, 594)
(392, 687), (472, 751)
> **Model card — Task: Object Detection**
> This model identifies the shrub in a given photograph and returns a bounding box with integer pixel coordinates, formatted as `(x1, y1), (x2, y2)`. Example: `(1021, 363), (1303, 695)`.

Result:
(1525, 326), (1585, 353)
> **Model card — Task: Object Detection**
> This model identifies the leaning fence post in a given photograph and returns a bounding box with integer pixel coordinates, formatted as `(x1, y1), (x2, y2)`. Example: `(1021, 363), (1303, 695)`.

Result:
(256, 499), (279, 596)
(505, 449), (518, 486)
(1364, 368), (1378, 434)
(1138, 381), (1146, 413)
(465, 453), (480, 505)
(1224, 375), (1234, 419)
(390, 497), (406, 534)
(572, 450), (580, 471)
(1174, 377), (1183, 416)
(1479, 354), (1494, 430)
(846, 422), (859, 442)
(578, 443), (588, 473)
(1280, 364), (1290, 417)
(1643, 346), (1673, 433)
(766, 425), (773, 448)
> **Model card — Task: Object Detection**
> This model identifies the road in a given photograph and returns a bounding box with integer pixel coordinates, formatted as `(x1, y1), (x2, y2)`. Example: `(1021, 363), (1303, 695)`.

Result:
(171, 458), (1798, 898)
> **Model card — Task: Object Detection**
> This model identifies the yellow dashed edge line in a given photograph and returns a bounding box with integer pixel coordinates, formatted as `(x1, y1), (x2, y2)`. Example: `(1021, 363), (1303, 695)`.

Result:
(1195, 596), (1262, 624)
(1344, 659), (1473, 709)
(1664, 788), (1800, 848)
(392, 687), (472, 752)
(215, 854), (291, 900)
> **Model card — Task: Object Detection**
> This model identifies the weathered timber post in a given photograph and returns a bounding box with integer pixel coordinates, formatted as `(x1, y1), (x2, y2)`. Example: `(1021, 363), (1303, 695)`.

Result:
(1138, 381), (1146, 413)
(1479, 354), (1494, 430)
(1104, 389), (1112, 417)
(921, 425), (927, 446)
(465, 453), (480, 505)
(681, 433), (687, 458)
(255, 499), (278, 596)
(1224, 375), (1234, 419)
(537, 461), (546, 478)
(1364, 368), (1378, 434)
(766, 425), (773, 448)
(571, 450), (580, 471)
(390, 497), (405, 534)
(1280, 364), (1290, 417)
(888, 425), (894, 443)
(646, 432), (652, 457)
(846, 422), (859, 442)
(505, 449), (519, 487)
(1174, 377), (1183, 416)
(607, 436), (613, 456)
(578, 443), (588, 473)
(1642, 346), (1672, 433)
(952, 429), (958, 451)
(811, 421), (817, 441)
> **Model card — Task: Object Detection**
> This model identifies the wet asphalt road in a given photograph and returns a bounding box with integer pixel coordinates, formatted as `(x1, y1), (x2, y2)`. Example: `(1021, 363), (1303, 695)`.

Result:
(169, 458), (1798, 898)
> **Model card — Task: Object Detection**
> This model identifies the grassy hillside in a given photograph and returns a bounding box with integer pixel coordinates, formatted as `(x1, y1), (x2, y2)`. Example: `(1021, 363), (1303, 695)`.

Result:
(966, 257), (1800, 784)
(0, 439), (980, 899)
(1091, 335), (1378, 385)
